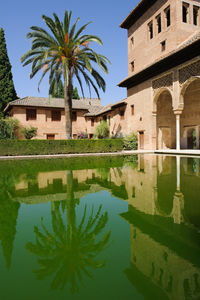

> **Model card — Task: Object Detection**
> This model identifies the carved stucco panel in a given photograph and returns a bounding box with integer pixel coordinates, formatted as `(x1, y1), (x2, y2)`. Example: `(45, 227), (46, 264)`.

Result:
(179, 60), (200, 86)
(152, 74), (173, 94)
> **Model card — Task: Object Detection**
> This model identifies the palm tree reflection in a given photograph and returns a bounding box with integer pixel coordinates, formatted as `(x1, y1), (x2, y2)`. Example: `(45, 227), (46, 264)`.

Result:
(26, 171), (111, 293)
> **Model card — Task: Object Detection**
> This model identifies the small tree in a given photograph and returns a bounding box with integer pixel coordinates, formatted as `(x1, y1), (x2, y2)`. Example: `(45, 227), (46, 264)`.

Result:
(94, 120), (109, 139)
(123, 132), (138, 150)
(0, 28), (18, 117)
(73, 87), (80, 100)
(22, 126), (37, 139)
(50, 80), (80, 99)
(0, 117), (20, 139)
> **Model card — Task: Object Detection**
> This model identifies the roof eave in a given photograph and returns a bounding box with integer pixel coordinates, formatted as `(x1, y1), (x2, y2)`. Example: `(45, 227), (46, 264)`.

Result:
(4, 103), (10, 113)
(4, 103), (90, 112)
(112, 102), (127, 109)
(120, 0), (157, 29)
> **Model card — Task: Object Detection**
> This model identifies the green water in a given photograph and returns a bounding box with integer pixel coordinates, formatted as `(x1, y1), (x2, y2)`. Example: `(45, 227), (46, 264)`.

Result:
(0, 154), (200, 300)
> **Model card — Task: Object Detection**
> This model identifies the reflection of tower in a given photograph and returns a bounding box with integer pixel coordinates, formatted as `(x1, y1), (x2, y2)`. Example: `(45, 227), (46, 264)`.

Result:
(122, 207), (200, 300)
(122, 155), (200, 300)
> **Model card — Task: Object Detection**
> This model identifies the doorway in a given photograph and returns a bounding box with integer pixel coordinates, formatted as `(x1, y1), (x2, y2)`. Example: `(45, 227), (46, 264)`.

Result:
(139, 131), (144, 149)
(47, 134), (55, 140)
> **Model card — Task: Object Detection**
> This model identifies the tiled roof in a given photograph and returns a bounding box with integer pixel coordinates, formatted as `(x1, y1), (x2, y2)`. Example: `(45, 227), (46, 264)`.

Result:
(5, 96), (128, 117)
(85, 99), (127, 116)
(85, 103), (112, 116)
(4, 96), (102, 114)
(111, 98), (127, 108)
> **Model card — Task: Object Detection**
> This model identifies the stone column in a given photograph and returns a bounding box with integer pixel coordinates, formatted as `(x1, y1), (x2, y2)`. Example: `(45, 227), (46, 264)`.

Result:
(176, 114), (181, 150)
(152, 112), (157, 149)
(174, 110), (183, 150)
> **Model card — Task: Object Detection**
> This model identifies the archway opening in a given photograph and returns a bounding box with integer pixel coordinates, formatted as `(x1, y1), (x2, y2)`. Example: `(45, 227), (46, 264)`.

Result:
(181, 79), (200, 149)
(156, 90), (176, 149)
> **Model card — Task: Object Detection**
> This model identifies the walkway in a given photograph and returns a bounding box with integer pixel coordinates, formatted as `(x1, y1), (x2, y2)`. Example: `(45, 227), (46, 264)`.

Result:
(0, 149), (200, 160)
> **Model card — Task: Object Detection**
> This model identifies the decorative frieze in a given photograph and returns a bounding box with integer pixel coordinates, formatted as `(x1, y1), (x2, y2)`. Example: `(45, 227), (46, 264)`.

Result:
(152, 74), (173, 94)
(179, 60), (200, 85)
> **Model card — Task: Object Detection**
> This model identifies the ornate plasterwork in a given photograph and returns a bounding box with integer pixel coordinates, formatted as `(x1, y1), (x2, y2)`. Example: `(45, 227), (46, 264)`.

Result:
(152, 74), (173, 94)
(179, 60), (200, 86)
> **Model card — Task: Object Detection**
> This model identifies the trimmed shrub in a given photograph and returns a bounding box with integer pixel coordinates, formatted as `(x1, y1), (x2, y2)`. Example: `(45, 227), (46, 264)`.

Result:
(123, 133), (138, 150)
(22, 126), (37, 139)
(0, 139), (123, 156)
(94, 121), (109, 139)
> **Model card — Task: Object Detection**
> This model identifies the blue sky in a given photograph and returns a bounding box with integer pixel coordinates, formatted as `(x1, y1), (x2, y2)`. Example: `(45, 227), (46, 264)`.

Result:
(0, 0), (139, 106)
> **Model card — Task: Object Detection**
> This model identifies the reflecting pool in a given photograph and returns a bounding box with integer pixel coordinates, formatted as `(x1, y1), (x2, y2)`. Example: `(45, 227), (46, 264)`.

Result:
(0, 154), (200, 300)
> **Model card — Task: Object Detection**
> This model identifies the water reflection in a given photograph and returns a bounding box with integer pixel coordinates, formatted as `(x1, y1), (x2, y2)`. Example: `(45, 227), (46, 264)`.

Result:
(0, 174), (20, 269)
(26, 171), (111, 293)
(0, 155), (200, 299)
(121, 155), (200, 300)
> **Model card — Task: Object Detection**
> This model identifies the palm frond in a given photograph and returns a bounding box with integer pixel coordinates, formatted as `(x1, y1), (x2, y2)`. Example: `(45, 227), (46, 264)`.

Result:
(64, 10), (72, 34)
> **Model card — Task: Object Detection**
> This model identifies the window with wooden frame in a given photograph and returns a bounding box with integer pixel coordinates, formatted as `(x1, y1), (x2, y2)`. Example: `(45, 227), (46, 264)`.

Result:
(120, 110), (125, 120)
(165, 6), (171, 27)
(47, 134), (55, 140)
(156, 14), (162, 33)
(26, 109), (37, 121)
(131, 105), (135, 115)
(51, 110), (61, 121)
(91, 118), (95, 127)
(72, 112), (77, 121)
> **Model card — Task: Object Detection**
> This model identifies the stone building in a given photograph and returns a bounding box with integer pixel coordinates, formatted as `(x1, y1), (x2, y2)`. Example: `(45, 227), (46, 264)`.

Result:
(119, 0), (200, 150)
(4, 96), (129, 139)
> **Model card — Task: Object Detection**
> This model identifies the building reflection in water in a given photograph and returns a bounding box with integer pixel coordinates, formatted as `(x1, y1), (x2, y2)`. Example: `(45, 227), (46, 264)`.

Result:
(8, 155), (200, 298)
(121, 155), (200, 300)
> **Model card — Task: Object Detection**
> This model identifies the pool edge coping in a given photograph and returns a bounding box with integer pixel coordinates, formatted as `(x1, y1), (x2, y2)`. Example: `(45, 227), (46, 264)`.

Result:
(1, 149), (200, 160)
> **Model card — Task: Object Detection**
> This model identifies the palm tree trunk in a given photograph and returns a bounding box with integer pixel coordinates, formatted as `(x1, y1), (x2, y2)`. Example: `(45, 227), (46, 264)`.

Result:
(64, 76), (72, 139)
(66, 170), (76, 242)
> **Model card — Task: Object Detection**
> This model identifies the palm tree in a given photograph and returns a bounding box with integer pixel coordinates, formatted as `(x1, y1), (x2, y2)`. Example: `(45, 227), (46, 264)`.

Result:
(21, 11), (110, 139)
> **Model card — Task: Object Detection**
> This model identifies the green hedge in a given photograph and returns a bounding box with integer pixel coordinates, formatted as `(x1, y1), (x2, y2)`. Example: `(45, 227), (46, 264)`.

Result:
(0, 139), (123, 156)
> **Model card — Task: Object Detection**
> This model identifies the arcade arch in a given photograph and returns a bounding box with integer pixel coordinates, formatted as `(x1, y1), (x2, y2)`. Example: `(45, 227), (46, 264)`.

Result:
(180, 77), (200, 149)
(155, 89), (176, 149)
